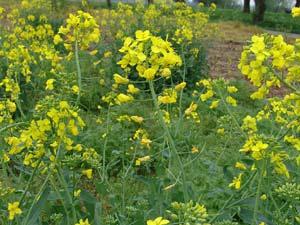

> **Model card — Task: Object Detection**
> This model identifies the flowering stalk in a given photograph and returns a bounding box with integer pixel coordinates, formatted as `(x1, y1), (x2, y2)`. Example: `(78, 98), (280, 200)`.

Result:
(149, 80), (188, 201)
(175, 46), (187, 136)
(75, 40), (82, 106)
(56, 165), (77, 224)
(253, 159), (266, 224)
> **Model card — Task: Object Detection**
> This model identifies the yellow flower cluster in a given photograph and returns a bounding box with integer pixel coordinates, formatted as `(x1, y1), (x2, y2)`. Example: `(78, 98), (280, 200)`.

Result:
(292, 7), (300, 17)
(197, 78), (238, 108)
(118, 30), (182, 80)
(147, 217), (169, 225)
(184, 102), (200, 123)
(238, 35), (295, 99)
(168, 200), (210, 224)
(0, 99), (16, 125)
(5, 100), (87, 169)
(54, 11), (100, 52)
(7, 201), (22, 221)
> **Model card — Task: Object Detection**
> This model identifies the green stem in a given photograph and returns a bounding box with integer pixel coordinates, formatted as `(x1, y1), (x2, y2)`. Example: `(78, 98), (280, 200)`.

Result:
(209, 171), (257, 223)
(50, 177), (70, 225)
(148, 80), (188, 202)
(15, 98), (25, 119)
(23, 171), (51, 225)
(216, 86), (247, 138)
(102, 105), (111, 182)
(0, 122), (26, 133)
(273, 70), (299, 94)
(175, 47), (186, 137)
(75, 40), (82, 106)
(56, 166), (77, 224)
(19, 160), (42, 205)
(252, 160), (266, 225)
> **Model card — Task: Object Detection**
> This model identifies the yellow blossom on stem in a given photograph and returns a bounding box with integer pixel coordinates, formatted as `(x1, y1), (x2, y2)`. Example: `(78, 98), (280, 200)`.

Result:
(75, 218), (90, 225)
(46, 79), (55, 90)
(82, 169), (93, 179)
(229, 173), (242, 189)
(147, 217), (169, 225)
(8, 202), (22, 220)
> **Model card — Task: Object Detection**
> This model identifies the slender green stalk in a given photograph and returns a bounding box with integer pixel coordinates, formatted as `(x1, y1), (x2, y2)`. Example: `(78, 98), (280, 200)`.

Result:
(273, 70), (299, 94)
(0, 122), (26, 133)
(19, 160), (42, 205)
(216, 86), (247, 138)
(50, 177), (70, 225)
(102, 105), (111, 182)
(253, 160), (266, 224)
(75, 40), (82, 106)
(23, 171), (51, 225)
(56, 166), (77, 224)
(209, 171), (257, 223)
(175, 46), (186, 137)
(15, 99), (25, 119)
(148, 80), (188, 202)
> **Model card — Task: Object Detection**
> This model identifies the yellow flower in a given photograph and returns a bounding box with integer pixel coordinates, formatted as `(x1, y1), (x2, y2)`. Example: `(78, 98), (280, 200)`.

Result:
(74, 189), (81, 197)
(141, 138), (152, 149)
(158, 88), (177, 104)
(8, 202), (22, 220)
(292, 7), (300, 17)
(209, 100), (219, 109)
(46, 79), (55, 90)
(210, 3), (217, 10)
(161, 68), (171, 78)
(227, 86), (238, 93)
(200, 90), (214, 102)
(147, 217), (170, 225)
(72, 85), (80, 94)
(116, 93), (133, 104)
(217, 128), (225, 135)
(113, 74), (129, 84)
(75, 218), (90, 225)
(3, 153), (10, 162)
(127, 84), (140, 94)
(260, 194), (267, 200)
(135, 155), (151, 166)
(135, 30), (151, 41)
(242, 115), (257, 132)
(229, 173), (242, 189)
(130, 116), (144, 123)
(235, 162), (247, 170)
(226, 96), (237, 107)
(191, 146), (199, 154)
(53, 34), (63, 45)
(82, 169), (93, 179)
(143, 68), (157, 80)
(175, 82), (186, 91)
(104, 51), (112, 58)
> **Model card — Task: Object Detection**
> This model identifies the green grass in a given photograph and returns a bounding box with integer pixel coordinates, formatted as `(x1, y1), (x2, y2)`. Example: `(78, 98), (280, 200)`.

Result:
(211, 8), (300, 34)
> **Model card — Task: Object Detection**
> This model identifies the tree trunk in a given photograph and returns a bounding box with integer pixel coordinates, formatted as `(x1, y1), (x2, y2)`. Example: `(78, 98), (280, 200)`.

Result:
(243, 0), (250, 13)
(106, 0), (112, 8)
(148, 0), (154, 4)
(296, 0), (300, 7)
(253, 0), (266, 23)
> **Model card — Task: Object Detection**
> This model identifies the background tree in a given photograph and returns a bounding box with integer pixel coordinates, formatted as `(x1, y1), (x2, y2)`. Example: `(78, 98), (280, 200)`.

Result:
(106, 0), (112, 8)
(253, 0), (266, 23)
(296, 0), (300, 7)
(243, 0), (250, 13)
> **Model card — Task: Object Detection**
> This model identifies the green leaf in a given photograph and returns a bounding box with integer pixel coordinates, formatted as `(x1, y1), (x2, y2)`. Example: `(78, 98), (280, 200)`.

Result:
(25, 187), (51, 225)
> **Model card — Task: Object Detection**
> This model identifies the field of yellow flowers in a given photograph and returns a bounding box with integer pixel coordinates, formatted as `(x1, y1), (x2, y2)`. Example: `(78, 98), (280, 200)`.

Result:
(0, 0), (299, 225)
